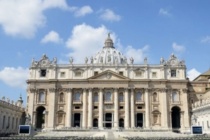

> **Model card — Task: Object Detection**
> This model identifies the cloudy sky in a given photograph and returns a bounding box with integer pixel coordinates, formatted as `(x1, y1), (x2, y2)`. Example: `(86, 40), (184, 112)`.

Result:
(0, 0), (209, 104)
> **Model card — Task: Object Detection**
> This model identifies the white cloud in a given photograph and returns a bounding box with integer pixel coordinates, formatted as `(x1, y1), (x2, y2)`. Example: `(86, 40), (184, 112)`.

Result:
(187, 68), (201, 81)
(159, 8), (171, 17)
(100, 9), (121, 22)
(0, 67), (29, 89)
(122, 45), (149, 64)
(201, 36), (210, 43)
(66, 23), (113, 63)
(0, 0), (69, 38)
(65, 23), (149, 64)
(74, 6), (93, 17)
(41, 30), (63, 44)
(172, 42), (185, 53)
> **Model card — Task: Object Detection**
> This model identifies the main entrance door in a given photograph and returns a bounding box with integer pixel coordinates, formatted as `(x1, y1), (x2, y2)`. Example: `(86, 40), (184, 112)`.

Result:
(136, 113), (143, 127)
(73, 113), (81, 127)
(105, 113), (112, 128)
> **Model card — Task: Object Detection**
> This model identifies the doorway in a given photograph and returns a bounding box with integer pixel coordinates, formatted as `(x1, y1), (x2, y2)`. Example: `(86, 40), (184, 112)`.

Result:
(119, 118), (124, 128)
(171, 106), (181, 129)
(93, 118), (98, 127)
(36, 106), (46, 129)
(105, 113), (112, 128)
(73, 113), (81, 127)
(136, 113), (143, 127)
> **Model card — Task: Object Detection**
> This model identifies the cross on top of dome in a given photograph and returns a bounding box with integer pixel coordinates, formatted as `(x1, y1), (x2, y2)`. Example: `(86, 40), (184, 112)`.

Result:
(104, 33), (114, 48)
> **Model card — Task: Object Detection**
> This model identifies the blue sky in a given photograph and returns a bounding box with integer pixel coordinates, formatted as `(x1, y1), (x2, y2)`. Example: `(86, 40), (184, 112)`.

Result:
(0, 0), (209, 105)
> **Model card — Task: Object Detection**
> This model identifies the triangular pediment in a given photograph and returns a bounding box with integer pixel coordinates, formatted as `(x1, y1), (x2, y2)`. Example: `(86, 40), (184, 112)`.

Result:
(88, 70), (130, 81)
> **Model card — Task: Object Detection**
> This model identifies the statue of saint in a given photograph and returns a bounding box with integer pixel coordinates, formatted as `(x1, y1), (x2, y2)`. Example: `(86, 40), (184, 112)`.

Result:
(69, 57), (73, 64)
(85, 57), (88, 64)
(130, 57), (134, 64)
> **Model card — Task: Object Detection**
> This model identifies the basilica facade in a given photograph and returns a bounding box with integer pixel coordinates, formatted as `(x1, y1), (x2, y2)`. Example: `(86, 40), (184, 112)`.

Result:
(27, 34), (191, 131)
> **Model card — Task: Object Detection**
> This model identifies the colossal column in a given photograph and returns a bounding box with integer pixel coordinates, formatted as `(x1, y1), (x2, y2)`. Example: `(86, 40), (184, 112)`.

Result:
(161, 89), (169, 128)
(48, 88), (56, 129)
(125, 88), (130, 128)
(66, 88), (72, 127)
(130, 88), (135, 128)
(99, 89), (103, 128)
(145, 88), (150, 128)
(182, 89), (190, 128)
(82, 89), (87, 128)
(88, 89), (93, 128)
(114, 88), (119, 128)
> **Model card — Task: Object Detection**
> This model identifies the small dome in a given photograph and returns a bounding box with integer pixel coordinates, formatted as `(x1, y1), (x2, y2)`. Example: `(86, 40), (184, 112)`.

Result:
(92, 34), (127, 65)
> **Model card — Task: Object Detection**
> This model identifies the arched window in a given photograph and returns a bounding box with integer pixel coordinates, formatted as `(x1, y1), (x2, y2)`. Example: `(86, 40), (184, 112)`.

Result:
(38, 91), (45, 103)
(59, 92), (64, 102)
(74, 92), (81, 102)
(136, 92), (142, 101)
(172, 91), (179, 102)
(12, 117), (14, 129)
(105, 92), (112, 102)
(94, 92), (98, 102)
(7, 116), (10, 129)
(153, 92), (158, 102)
(2, 116), (5, 129)
(119, 92), (124, 102)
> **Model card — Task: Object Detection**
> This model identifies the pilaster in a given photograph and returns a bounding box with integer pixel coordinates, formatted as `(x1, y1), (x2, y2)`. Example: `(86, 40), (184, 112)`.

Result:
(88, 89), (93, 128)
(114, 88), (119, 128)
(82, 89), (87, 128)
(145, 88), (150, 128)
(66, 88), (72, 127)
(130, 88), (135, 128)
(99, 88), (103, 128)
(125, 88), (130, 128)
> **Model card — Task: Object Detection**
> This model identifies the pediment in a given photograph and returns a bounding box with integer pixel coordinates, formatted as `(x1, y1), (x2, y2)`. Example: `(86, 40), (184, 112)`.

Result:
(88, 70), (130, 81)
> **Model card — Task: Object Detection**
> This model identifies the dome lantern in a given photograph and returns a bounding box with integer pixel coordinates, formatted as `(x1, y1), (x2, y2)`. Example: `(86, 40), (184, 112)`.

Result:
(104, 33), (114, 48)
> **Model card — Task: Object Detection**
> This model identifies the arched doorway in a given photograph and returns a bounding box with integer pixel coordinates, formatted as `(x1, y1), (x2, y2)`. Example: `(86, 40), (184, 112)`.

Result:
(171, 106), (181, 129)
(93, 118), (98, 127)
(36, 106), (46, 129)
(119, 118), (124, 128)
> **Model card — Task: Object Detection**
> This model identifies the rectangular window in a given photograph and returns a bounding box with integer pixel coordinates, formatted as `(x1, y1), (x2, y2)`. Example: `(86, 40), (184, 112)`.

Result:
(171, 70), (176, 77)
(135, 71), (142, 77)
(94, 106), (98, 109)
(60, 72), (65, 78)
(75, 71), (82, 77)
(119, 93), (124, 102)
(38, 91), (45, 103)
(40, 69), (46, 77)
(75, 106), (80, 109)
(74, 93), (81, 102)
(119, 71), (123, 76)
(152, 72), (157, 78)
(94, 94), (98, 102)
(94, 71), (98, 76)
(119, 106), (124, 109)
(137, 106), (142, 109)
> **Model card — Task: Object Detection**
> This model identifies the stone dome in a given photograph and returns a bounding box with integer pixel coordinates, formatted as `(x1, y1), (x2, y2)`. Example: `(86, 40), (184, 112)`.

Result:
(92, 34), (127, 65)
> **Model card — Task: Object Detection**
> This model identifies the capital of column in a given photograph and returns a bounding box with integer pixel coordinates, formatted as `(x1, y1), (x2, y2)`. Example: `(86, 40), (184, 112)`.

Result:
(89, 88), (92, 92)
